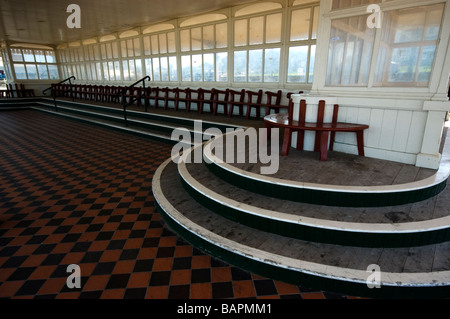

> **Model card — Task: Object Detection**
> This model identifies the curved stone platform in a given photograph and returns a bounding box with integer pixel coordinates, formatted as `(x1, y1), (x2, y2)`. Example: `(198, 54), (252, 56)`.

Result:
(153, 157), (450, 298)
(203, 132), (450, 208)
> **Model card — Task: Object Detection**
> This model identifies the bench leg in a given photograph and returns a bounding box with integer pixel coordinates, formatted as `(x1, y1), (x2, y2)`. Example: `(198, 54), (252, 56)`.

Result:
(319, 131), (330, 161)
(296, 130), (304, 151)
(329, 132), (336, 151)
(282, 128), (292, 156)
(356, 131), (365, 156)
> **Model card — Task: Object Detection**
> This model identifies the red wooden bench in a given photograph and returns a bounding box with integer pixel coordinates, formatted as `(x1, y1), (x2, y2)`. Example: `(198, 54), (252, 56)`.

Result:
(212, 89), (230, 116)
(227, 89), (246, 117)
(264, 99), (369, 161)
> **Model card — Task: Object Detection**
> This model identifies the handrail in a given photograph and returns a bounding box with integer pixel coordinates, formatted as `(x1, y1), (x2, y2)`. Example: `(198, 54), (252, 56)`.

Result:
(42, 76), (76, 111)
(121, 76), (151, 126)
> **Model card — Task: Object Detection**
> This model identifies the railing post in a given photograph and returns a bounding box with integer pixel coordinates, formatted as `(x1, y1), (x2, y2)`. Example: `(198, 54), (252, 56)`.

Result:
(52, 85), (58, 112)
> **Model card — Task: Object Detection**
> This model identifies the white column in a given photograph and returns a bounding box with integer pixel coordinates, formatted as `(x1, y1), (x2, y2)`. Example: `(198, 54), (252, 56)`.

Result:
(416, 101), (450, 169)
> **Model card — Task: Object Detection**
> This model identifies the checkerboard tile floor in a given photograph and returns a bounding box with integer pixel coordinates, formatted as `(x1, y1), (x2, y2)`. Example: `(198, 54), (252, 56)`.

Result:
(0, 109), (352, 299)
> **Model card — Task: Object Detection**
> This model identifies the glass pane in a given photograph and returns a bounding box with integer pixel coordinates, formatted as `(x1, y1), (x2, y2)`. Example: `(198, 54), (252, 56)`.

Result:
(101, 44), (107, 59)
(249, 16), (264, 45)
(37, 64), (49, 79)
(168, 32), (176, 53)
(288, 46), (308, 83)
(204, 53), (214, 82)
(121, 40), (128, 58)
(135, 59), (143, 79)
(192, 54), (203, 81)
(375, 3), (443, 86)
(216, 23), (228, 48)
(418, 46), (436, 82)
(234, 51), (247, 82)
(203, 25), (215, 50)
(311, 6), (319, 39)
(264, 48), (280, 82)
(35, 50), (46, 63)
(112, 42), (119, 59)
(266, 13), (281, 43)
(143, 36), (151, 55)
(152, 58), (161, 81)
(114, 61), (121, 80)
(308, 45), (316, 83)
(248, 49), (262, 82)
(11, 49), (23, 62)
(158, 34), (167, 54)
(191, 27), (202, 51)
(108, 61), (115, 80)
(151, 35), (159, 54)
(123, 61), (130, 81)
(23, 49), (35, 62)
(106, 43), (113, 59)
(48, 65), (59, 80)
(127, 39), (134, 57)
(134, 38), (141, 56)
(129, 59), (135, 81)
(326, 17), (375, 86)
(94, 46), (101, 60)
(216, 52), (227, 82)
(180, 30), (190, 52)
(169, 56), (178, 81)
(160, 57), (169, 81)
(145, 59), (152, 79)
(291, 8), (311, 41)
(14, 64), (27, 79)
(26, 64), (38, 79)
(234, 20), (247, 46)
(181, 55), (191, 81)
(389, 47), (419, 82)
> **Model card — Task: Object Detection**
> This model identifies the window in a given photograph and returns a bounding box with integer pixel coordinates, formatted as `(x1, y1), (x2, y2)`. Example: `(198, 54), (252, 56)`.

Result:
(179, 19), (228, 83)
(374, 3), (444, 86)
(287, 3), (319, 84)
(143, 29), (177, 82)
(233, 7), (282, 83)
(326, 16), (375, 86)
(11, 47), (59, 80)
(326, 2), (444, 88)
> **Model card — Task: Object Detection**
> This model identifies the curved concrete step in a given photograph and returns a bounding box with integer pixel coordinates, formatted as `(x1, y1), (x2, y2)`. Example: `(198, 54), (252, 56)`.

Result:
(179, 145), (450, 248)
(203, 131), (450, 208)
(153, 157), (450, 298)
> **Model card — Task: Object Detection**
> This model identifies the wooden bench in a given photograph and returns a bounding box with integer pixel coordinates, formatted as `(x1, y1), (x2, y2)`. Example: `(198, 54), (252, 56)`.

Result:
(212, 89), (230, 116)
(197, 89), (214, 114)
(245, 90), (304, 119)
(264, 99), (369, 161)
(227, 89), (246, 117)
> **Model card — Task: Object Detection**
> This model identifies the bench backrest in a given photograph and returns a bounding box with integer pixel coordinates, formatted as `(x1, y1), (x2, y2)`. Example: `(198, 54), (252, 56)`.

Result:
(289, 99), (339, 126)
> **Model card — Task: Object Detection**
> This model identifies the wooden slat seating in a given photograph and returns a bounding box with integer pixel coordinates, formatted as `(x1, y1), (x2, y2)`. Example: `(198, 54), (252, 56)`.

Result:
(177, 88), (192, 112)
(212, 89), (230, 116)
(197, 89), (214, 114)
(162, 87), (178, 110)
(145, 87), (162, 109)
(107, 86), (120, 104)
(227, 89), (246, 117)
(264, 99), (369, 161)
(90, 85), (99, 101)
(245, 89), (264, 119)
(185, 88), (201, 113)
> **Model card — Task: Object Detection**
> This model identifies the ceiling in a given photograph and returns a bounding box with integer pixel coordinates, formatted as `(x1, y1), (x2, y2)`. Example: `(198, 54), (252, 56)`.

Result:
(0, 0), (257, 46)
